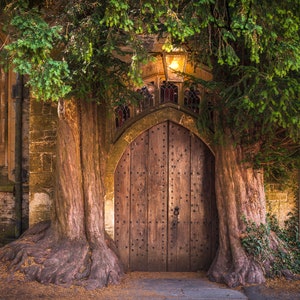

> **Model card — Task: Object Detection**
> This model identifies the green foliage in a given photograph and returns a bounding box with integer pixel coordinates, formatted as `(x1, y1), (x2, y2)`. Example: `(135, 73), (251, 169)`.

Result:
(241, 216), (271, 258)
(1, 0), (151, 104)
(62, 0), (146, 103)
(1, 0), (299, 175)
(241, 213), (300, 276)
(4, 8), (71, 101)
(101, 0), (133, 31)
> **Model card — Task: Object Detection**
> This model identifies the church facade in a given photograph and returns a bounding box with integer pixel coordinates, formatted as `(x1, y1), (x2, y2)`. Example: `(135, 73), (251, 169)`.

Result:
(0, 33), (297, 266)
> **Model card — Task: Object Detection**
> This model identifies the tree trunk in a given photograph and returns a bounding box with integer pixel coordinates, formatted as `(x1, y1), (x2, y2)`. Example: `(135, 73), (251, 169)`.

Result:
(208, 133), (267, 287)
(0, 99), (123, 289)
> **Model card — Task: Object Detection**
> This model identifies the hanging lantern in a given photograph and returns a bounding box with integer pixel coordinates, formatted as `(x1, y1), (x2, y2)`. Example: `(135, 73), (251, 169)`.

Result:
(162, 48), (187, 82)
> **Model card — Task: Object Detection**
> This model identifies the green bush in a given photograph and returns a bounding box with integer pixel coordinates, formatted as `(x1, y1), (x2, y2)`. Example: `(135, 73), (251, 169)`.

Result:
(241, 211), (300, 277)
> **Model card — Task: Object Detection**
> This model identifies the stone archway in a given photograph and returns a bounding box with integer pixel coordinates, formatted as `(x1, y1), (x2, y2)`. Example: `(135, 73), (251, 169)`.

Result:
(112, 120), (218, 272)
(104, 106), (215, 237)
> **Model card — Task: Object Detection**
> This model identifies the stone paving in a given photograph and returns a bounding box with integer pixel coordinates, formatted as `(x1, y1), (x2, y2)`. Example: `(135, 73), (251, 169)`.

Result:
(99, 275), (247, 300)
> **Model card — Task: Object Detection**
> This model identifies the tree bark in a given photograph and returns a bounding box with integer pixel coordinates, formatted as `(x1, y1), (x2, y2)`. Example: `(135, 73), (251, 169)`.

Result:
(208, 133), (267, 287)
(1, 100), (291, 289)
(0, 99), (123, 289)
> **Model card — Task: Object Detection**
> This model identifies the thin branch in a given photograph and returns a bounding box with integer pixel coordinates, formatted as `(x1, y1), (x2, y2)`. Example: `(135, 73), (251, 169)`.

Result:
(0, 34), (9, 51)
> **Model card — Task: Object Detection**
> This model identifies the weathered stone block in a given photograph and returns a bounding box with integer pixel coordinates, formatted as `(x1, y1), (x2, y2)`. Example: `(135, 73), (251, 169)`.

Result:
(30, 115), (57, 131)
(29, 141), (56, 153)
(42, 153), (53, 172)
(29, 192), (52, 225)
(266, 184), (297, 227)
(29, 100), (43, 115)
(29, 153), (44, 173)
(0, 192), (15, 243)
(30, 130), (47, 141)
(31, 101), (57, 116)
(29, 173), (54, 189)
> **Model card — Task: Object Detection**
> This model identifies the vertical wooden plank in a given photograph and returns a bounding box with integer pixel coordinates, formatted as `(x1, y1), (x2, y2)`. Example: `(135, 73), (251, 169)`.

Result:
(129, 130), (149, 270)
(115, 121), (218, 272)
(168, 122), (191, 271)
(190, 135), (209, 270)
(147, 122), (168, 271)
(190, 138), (218, 271)
(114, 147), (131, 271)
(205, 148), (218, 265)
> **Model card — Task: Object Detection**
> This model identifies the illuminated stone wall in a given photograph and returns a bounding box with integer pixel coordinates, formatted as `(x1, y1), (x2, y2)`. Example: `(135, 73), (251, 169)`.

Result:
(26, 59), (299, 238)
(266, 183), (298, 227)
(29, 100), (57, 225)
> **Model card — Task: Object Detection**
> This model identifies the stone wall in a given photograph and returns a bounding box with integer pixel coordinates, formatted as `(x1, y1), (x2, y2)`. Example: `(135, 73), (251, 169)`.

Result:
(24, 61), (299, 235)
(0, 191), (15, 241)
(266, 183), (298, 227)
(29, 100), (57, 225)
(0, 82), (30, 244)
(0, 191), (29, 242)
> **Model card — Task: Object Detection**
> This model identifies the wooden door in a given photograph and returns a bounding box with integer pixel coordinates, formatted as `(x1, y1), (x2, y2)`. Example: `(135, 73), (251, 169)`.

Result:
(114, 121), (218, 272)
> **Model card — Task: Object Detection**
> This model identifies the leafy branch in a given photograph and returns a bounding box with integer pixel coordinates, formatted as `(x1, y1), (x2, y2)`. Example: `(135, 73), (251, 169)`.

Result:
(5, 7), (71, 101)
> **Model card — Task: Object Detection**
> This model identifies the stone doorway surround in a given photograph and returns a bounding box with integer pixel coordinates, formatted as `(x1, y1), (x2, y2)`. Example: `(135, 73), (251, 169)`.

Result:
(104, 106), (215, 239)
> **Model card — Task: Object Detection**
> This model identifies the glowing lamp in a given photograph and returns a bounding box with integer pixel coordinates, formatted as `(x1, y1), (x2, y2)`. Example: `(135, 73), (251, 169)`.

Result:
(162, 48), (187, 82)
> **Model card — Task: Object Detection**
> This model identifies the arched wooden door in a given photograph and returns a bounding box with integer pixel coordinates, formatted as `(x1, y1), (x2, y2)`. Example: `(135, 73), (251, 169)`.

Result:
(114, 121), (218, 272)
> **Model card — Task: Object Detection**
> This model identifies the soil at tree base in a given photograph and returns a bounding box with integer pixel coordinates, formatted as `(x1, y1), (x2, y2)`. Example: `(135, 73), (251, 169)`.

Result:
(0, 263), (300, 300)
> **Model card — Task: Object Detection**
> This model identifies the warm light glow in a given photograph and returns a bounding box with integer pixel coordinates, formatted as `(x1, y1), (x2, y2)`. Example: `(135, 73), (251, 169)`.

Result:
(163, 50), (187, 82)
(168, 59), (180, 71)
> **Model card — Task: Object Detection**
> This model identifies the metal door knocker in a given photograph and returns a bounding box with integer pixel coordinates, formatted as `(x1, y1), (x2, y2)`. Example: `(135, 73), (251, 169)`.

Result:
(172, 206), (180, 228)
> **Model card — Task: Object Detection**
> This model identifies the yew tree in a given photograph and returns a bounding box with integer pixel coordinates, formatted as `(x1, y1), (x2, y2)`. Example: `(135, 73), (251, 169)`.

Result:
(0, 0), (300, 289)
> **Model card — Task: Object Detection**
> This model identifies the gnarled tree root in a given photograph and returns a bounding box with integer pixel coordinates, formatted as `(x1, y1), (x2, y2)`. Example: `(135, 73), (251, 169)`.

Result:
(208, 256), (266, 288)
(208, 231), (298, 288)
(0, 221), (124, 290)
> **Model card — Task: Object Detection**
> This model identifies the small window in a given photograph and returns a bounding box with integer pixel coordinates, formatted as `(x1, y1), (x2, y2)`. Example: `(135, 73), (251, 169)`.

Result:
(160, 81), (178, 104)
(184, 86), (200, 113)
(115, 104), (130, 128)
(137, 82), (156, 112)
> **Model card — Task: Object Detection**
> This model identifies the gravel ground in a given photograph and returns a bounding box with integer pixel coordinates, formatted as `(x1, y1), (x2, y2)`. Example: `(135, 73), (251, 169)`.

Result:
(1, 262), (300, 300)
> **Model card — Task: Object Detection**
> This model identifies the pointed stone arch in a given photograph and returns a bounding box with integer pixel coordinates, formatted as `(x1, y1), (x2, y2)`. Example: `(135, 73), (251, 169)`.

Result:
(104, 106), (215, 238)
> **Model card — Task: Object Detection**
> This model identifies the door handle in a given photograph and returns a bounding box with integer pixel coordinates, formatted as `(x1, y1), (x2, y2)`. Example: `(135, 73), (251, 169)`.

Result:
(174, 206), (179, 216)
(172, 206), (180, 228)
